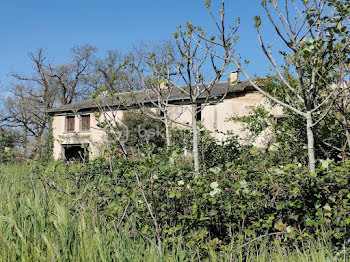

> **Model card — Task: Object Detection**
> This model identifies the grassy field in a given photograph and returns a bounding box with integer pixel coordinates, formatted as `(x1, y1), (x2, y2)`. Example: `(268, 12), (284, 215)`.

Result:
(0, 163), (346, 261)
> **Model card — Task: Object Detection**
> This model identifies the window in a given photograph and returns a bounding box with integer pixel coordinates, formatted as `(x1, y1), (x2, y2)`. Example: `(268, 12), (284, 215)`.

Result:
(196, 103), (202, 121)
(158, 108), (165, 117)
(80, 115), (90, 131)
(62, 144), (89, 162)
(66, 116), (75, 132)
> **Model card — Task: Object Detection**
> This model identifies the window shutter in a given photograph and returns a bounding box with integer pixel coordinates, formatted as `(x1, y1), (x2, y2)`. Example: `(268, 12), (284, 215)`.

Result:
(81, 115), (90, 131)
(66, 116), (75, 132)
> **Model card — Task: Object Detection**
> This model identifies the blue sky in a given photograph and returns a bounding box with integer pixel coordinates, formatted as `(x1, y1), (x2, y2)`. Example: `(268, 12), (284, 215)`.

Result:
(0, 0), (278, 96)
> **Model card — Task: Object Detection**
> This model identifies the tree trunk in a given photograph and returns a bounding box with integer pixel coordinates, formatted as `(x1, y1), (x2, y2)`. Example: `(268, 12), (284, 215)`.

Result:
(345, 129), (350, 152)
(306, 111), (316, 174)
(164, 117), (171, 148)
(23, 128), (28, 159)
(191, 103), (200, 172)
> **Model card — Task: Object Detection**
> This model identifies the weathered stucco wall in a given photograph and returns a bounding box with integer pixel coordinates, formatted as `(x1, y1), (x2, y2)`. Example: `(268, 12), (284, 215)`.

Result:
(52, 91), (283, 160)
(201, 92), (283, 145)
(52, 111), (123, 160)
(168, 104), (192, 126)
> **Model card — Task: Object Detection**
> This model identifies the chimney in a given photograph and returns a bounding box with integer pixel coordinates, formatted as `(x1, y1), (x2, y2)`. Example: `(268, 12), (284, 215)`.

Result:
(230, 71), (239, 84)
(159, 80), (169, 90)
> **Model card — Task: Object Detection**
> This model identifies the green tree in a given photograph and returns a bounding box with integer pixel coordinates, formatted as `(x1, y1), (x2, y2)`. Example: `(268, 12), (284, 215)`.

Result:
(204, 0), (350, 173)
(119, 110), (165, 155)
(0, 127), (18, 162)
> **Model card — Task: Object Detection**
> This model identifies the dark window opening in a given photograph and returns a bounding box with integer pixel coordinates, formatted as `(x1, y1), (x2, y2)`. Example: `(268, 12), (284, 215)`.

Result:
(62, 144), (89, 162)
(159, 110), (165, 118)
(66, 116), (75, 132)
(81, 115), (90, 131)
(196, 104), (202, 121)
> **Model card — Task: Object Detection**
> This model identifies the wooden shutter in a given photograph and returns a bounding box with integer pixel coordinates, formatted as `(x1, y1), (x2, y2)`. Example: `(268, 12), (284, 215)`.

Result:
(81, 115), (90, 131)
(66, 116), (75, 132)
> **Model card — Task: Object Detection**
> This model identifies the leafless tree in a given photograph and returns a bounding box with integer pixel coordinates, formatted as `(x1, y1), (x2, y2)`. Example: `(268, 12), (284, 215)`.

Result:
(122, 42), (181, 148)
(87, 49), (133, 161)
(51, 44), (97, 105)
(7, 49), (57, 157)
(4, 84), (48, 157)
(5, 45), (97, 158)
(121, 33), (234, 173)
(11, 49), (56, 111)
(89, 50), (127, 93)
(93, 93), (129, 159)
(166, 23), (234, 172)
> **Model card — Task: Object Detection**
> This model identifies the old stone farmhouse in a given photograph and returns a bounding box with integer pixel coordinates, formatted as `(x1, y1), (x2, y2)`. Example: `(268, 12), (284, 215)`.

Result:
(47, 76), (283, 161)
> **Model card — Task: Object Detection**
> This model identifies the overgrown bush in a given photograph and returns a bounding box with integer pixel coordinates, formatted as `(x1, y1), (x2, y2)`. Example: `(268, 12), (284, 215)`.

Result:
(120, 110), (165, 153)
(38, 151), (350, 252)
(0, 130), (18, 163)
(0, 162), (344, 261)
(171, 125), (241, 169)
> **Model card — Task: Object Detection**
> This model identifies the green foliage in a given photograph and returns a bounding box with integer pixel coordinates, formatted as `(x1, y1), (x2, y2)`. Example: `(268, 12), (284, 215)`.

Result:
(198, 128), (241, 169)
(1, 2), (349, 260)
(204, 0), (211, 8)
(1, 150), (350, 260)
(32, 150), (350, 251)
(97, 110), (166, 157)
(253, 16), (261, 29)
(229, 105), (271, 142)
(42, 117), (54, 163)
(238, 75), (350, 163)
(0, 129), (18, 163)
(121, 110), (165, 152)
(171, 125), (241, 169)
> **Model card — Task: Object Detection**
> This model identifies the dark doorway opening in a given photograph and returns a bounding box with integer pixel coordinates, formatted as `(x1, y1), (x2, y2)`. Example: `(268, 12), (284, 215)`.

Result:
(62, 144), (89, 162)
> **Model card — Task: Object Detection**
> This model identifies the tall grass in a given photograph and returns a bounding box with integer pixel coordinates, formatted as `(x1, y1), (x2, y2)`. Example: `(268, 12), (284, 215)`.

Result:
(0, 163), (346, 261)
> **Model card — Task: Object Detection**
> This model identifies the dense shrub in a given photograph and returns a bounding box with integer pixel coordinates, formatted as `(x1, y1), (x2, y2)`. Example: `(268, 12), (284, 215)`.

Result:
(121, 110), (165, 151)
(40, 151), (350, 251)
(0, 129), (19, 163)
(171, 125), (241, 169)
(1, 163), (344, 261)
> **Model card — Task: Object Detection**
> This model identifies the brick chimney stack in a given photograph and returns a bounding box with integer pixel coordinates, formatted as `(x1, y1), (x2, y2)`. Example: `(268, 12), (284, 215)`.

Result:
(230, 71), (239, 84)
(159, 80), (168, 90)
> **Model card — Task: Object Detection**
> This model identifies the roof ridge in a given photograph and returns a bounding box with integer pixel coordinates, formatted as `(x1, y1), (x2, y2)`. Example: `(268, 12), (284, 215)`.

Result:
(47, 80), (252, 114)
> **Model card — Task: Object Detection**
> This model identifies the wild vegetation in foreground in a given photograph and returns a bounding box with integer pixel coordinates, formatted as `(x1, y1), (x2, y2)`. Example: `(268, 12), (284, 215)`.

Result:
(0, 0), (349, 260)
(0, 144), (349, 261)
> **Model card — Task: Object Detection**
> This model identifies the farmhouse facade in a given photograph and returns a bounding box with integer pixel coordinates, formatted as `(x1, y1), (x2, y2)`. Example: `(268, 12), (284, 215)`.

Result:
(47, 78), (283, 161)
